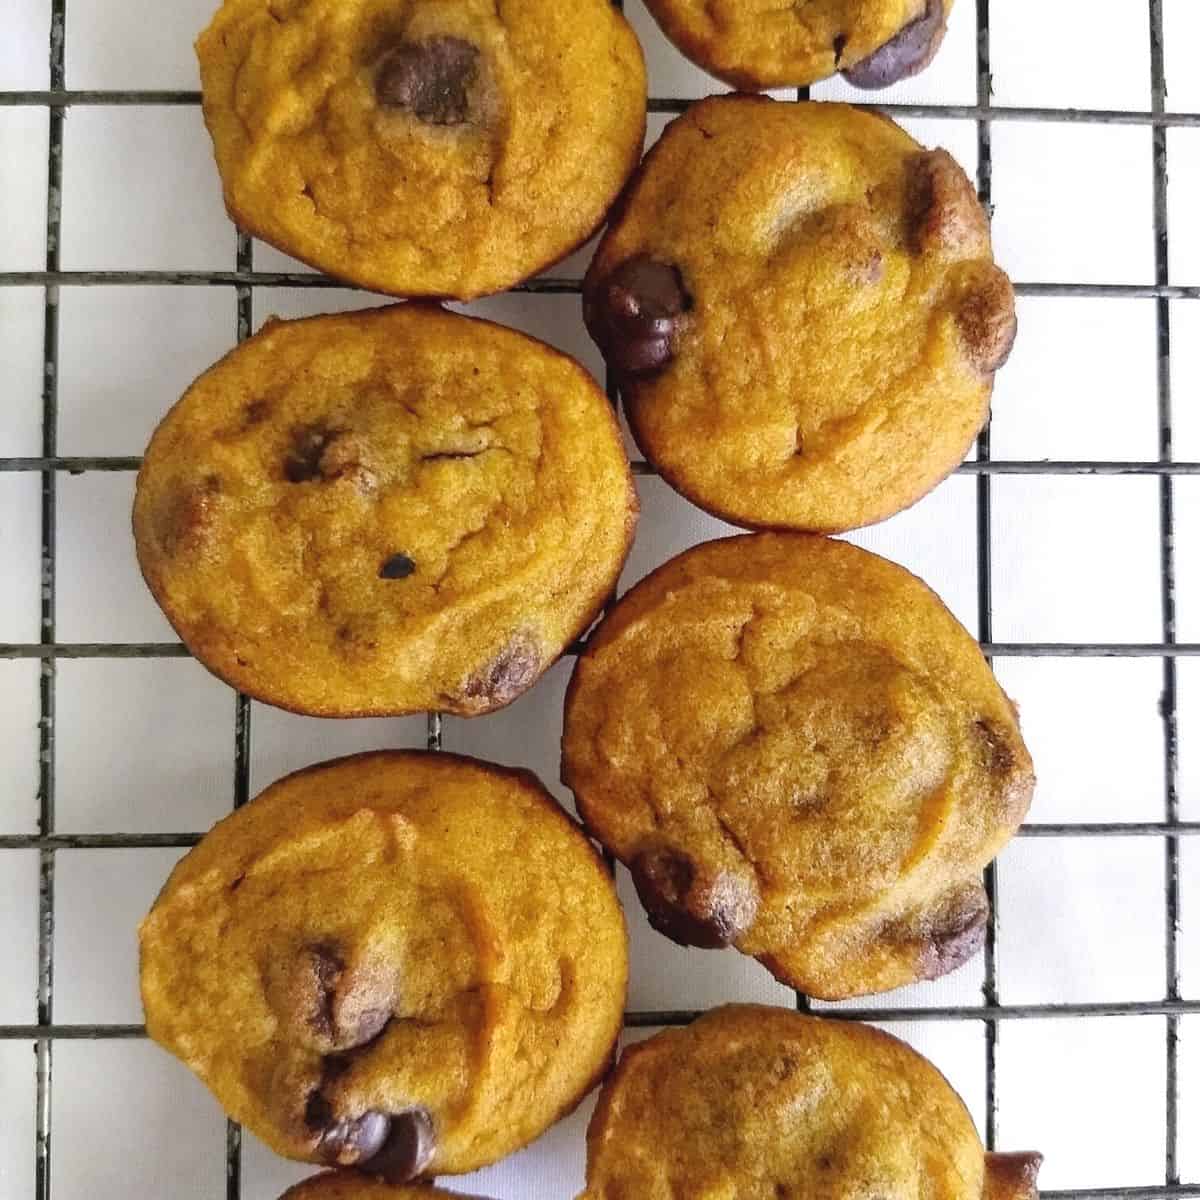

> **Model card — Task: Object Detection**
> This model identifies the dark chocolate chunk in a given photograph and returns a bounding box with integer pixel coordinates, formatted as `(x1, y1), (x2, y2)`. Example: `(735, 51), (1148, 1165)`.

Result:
(313, 1108), (391, 1167)
(916, 885), (990, 981)
(585, 255), (690, 376)
(309, 943), (344, 1038)
(364, 1107), (436, 1184)
(376, 37), (479, 126)
(631, 846), (757, 950)
(974, 717), (1016, 775)
(984, 1152), (1043, 1200)
(462, 637), (540, 708)
(380, 553), (416, 580)
(957, 269), (1018, 374)
(840, 0), (946, 89)
(285, 426), (338, 484)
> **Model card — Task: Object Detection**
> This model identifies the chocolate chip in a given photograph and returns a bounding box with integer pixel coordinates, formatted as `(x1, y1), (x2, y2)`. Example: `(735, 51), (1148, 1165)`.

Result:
(630, 846), (758, 950)
(918, 888), (989, 980)
(957, 268), (1018, 374)
(351, 1007), (392, 1046)
(284, 425), (373, 490)
(984, 1152), (1043, 1200)
(309, 943), (344, 1038)
(285, 426), (338, 483)
(974, 717), (1016, 775)
(313, 1108), (392, 1167)
(363, 1107), (436, 1184)
(832, 33), (848, 64)
(156, 475), (222, 556)
(841, 0), (946, 89)
(380, 553), (416, 580)
(375, 37), (479, 126)
(244, 400), (270, 426)
(585, 254), (690, 376)
(462, 637), (540, 709)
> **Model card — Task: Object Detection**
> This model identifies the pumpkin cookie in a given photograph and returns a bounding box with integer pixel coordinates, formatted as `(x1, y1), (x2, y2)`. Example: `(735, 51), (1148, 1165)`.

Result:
(133, 305), (636, 718)
(140, 751), (628, 1181)
(196, 0), (646, 298)
(584, 96), (1014, 533)
(580, 1006), (1042, 1200)
(562, 534), (1034, 1000)
(641, 0), (953, 90)
(280, 1174), (490, 1200)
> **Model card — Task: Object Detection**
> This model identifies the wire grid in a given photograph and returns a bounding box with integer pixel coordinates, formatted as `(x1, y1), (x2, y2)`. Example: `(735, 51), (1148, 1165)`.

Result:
(0, 1), (1197, 1197)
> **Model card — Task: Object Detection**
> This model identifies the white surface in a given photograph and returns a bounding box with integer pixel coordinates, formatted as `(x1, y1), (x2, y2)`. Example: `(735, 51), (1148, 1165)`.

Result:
(989, 0), (1150, 112)
(0, 109), (49, 271)
(1, 0), (1198, 1197)
(998, 1016), (1167, 1189)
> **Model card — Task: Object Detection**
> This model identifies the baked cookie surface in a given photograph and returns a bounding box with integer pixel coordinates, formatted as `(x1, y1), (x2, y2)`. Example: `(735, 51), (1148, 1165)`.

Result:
(562, 534), (1034, 1000)
(641, 0), (953, 89)
(197, 0), (646, 299)
(140, 751), (628, 1181)
(133, 305), (636, 718)
(580, 1006), (1042, 1200)
(584, 96), (1014, 533)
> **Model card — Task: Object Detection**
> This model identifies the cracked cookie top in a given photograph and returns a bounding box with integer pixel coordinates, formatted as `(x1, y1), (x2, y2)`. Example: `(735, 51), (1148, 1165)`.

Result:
(195, 0), (646, 299)
(579, 1006), (1042, 1200)
(584, 96), (1015, 533)
(562, 534), (1034, 1000)
(640, 0), (954, 90)
(133, 304), (637, 717)
(140, 751), (628, 1180)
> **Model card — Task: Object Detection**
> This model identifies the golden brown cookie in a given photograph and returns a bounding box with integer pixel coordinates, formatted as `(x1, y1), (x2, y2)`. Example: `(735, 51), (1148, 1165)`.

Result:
(140, 751), (628, 1182)
(280, 1174), (490, 1200)
(584, 96), (1015, 533)
(133, 305), (637, 718)
(642, 0), (954, 90)
(562, 534), (1034, 1000)
(579, 1006), (1042, 1200)
(196, 0), (646, 299)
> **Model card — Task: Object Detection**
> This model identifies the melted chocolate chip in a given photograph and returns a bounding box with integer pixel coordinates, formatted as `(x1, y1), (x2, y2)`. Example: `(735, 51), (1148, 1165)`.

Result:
(364, 1107), (436, 1184)
(585, 255), (690, 376)
(244, 400), (270, 426)
(158, 475), (222, 556)
(841, 0), (946, 89)
(919, 889), (989, 980)
(285, 426), (339, 483)
(313, 1108), (392, 1167)
(351, 1007), (392, 1046)
(974, 717), (1016, 775)
(380, 553), (416, 580)
(462, 638), (540, 708)
(984, 1152), (1044, 1200)
(309, 943), (344, 1038)
(957, 269), (1018, 374)
(631, 846), (757, 950)
(376, 37), (479, 126)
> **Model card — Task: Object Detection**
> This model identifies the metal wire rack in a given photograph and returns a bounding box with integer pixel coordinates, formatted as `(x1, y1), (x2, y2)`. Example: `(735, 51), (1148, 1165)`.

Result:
(0, 0), (1197, 1197)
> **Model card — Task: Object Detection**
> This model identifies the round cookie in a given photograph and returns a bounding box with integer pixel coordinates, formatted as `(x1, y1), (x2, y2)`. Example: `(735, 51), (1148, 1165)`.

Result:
(196, 0), (646, 299)
(584, 96), (1015, 533)
(640, 0), (954, 90)
(133, 305), (637, 718)
(140, 751), (628, 1181)
(579, 1005), (1042, 1200)
(280, 1175), (490, 1200)
(562, 533), (1034, 1000)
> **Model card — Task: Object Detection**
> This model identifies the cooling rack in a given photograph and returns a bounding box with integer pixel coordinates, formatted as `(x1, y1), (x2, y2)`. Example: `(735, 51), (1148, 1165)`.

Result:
(0, 0), (1197, 1196)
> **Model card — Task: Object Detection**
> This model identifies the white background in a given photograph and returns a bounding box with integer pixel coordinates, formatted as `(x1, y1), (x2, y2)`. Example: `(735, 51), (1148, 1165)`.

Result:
(2, 0), (1200, 1197)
